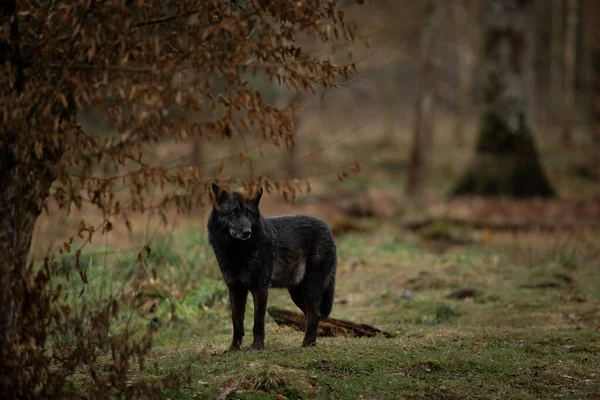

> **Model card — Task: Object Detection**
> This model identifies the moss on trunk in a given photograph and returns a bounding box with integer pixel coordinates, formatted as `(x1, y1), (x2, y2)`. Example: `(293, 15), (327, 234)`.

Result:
(451, 0), (556, 198)
(452, 112), (555, 197)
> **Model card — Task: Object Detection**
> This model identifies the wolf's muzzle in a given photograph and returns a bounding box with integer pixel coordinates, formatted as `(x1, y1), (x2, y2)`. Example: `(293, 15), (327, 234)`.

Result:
(230, 229), (252, 240)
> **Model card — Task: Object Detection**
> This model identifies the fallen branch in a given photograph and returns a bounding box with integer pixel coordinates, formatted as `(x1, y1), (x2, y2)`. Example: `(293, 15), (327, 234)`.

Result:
(401, 216), (599, 233)
(267, 306), (393, 338)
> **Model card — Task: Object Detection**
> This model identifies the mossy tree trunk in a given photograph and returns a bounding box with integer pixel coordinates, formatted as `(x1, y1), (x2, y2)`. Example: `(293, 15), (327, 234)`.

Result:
(451, 0), (556, 198)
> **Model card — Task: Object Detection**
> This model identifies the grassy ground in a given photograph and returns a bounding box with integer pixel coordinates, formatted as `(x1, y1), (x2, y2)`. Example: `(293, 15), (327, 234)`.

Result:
(34, 97), (600, 399)
(60, 219), (600, 399)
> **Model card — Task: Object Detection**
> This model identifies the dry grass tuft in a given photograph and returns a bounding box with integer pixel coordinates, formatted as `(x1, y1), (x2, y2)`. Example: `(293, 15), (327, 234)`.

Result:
(499, 230), (600, 269)
(217, 363), (314, 398)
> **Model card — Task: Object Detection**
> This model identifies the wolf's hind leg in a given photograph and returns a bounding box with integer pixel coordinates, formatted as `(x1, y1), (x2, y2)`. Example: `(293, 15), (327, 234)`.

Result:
(300, 279), (324, 348)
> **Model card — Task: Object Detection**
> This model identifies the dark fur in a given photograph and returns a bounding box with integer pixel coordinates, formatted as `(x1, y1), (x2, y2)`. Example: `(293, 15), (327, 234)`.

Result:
(207, 183), (337, 350)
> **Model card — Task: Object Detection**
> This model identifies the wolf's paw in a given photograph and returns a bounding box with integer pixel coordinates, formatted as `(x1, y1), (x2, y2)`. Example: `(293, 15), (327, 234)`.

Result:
(300, 341), (316, 348)
(250, 341), (265, 351)
(226, 342), (242, 352)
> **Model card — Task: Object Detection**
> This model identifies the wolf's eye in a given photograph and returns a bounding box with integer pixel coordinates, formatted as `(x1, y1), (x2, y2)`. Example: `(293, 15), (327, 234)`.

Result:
(230, 208), (239, 216)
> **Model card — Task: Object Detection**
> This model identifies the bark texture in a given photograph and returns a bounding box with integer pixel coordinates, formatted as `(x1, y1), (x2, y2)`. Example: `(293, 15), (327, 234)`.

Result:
(452, 0), (555, 198)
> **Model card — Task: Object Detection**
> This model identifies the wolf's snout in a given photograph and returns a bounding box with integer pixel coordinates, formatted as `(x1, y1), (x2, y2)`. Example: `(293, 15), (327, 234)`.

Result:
(230, 228), (252, 240)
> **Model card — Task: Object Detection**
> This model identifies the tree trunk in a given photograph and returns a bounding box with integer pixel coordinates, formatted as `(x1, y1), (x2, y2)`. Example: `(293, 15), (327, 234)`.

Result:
(550, 0), (564, 131)
(0, 140), (58, 351)
(282, 92), (303, 178)
(284, 143), (298, 178)
(0, 1), (65, 380)
(452, 0), (479, 148)
(451, 0), (556, 198)
(405, 0), (442, 199)
(192, 136), (204, 178)
(579, 0), (600, 180)
(561, 0), (579, 148)
(382, 67), (398, 144)
(591, 43), (600, 180)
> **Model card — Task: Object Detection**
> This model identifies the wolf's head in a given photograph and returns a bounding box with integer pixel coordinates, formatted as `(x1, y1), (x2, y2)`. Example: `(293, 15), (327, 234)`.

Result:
(210, 183), (263, 241)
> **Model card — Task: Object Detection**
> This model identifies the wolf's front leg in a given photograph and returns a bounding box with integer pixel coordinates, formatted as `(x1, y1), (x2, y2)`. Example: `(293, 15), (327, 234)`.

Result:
(250, 287), (269, 350)
(228, 285), (248, 351)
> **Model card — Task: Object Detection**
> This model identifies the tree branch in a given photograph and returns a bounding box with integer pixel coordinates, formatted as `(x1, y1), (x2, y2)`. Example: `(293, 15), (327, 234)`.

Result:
(48, 63), (153, 73)
(133, 15), (177, 28)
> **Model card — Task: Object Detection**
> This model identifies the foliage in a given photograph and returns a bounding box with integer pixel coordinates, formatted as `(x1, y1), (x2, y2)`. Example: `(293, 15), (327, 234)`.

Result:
(0, 0), (360, 397)
(5, 0), (359, 216)
(182, 279), (228, 310)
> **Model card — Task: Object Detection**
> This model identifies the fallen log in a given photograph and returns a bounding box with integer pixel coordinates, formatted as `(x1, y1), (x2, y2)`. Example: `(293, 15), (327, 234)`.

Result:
(401, 216), (599, 233)
(267, 306), (393, 338)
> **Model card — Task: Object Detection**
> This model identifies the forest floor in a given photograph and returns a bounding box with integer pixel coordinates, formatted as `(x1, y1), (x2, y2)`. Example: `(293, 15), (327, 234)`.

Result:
(59, 198), (600, 399)
(34, 112), (600, 399)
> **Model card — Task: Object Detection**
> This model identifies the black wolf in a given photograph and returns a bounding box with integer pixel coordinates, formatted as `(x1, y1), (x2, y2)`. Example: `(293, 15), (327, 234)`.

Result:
(207, 183), (337, 350)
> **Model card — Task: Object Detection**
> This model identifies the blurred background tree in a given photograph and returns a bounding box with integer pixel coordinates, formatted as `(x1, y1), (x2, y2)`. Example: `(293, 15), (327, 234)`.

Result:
(451, 0), (555, 197)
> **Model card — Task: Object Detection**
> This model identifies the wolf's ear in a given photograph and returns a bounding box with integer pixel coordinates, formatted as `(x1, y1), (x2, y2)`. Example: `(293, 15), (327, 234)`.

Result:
(211, 182), (228, 204)
(253, 187), (263, 206)
(211, 182), (220, 198)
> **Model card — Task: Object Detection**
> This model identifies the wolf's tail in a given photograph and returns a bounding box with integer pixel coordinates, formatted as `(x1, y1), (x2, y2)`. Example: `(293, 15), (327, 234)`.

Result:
(319, 277), (335, 318)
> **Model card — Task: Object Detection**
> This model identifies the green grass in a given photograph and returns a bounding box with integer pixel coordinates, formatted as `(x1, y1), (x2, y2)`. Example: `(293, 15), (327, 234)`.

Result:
(57, 224), (600, 399)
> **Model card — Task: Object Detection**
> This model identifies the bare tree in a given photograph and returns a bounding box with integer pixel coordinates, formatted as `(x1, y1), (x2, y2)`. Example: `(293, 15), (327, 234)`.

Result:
(589, 2), (600, 180)
(592, 53), (600, 179)
(561, 0), (579, 147)
(282, 92), (304, 178)
(405, 0), (443, 199)
(451, 0), (555, 198)
(452, 0), (480, 148)
(550, 0), (564, 132)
